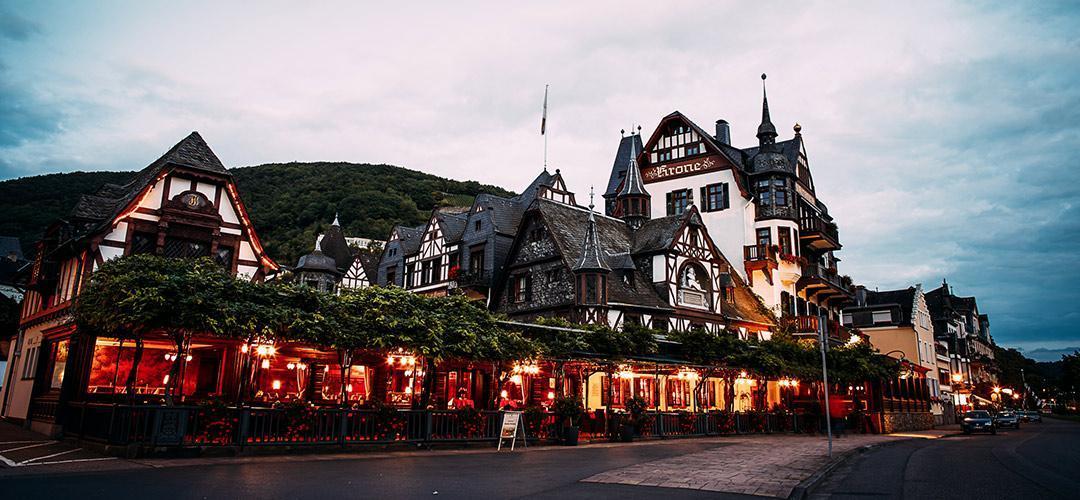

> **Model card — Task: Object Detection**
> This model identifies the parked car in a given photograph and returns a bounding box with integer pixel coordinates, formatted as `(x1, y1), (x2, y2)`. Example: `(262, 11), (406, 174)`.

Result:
(1022, 410), (1042, 423)
(961, 410), (996, 435)
(994, 411), (1021, 429)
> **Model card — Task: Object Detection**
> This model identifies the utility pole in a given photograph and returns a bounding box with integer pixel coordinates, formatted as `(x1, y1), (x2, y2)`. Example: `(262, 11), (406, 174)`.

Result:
(1020, 368), (1027, 410)
(819, 315), (833, 458)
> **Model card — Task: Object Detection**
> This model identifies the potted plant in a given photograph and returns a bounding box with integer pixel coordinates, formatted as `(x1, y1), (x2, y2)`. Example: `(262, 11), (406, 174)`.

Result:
(622, 397), (649, 441)
(552, 395), (584, 446)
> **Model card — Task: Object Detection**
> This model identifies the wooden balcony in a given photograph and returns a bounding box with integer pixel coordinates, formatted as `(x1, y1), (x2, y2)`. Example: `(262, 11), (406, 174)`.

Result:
(797, 263), (854, 305)
(743, 244), (778, 286)
(452, 269), (492, 289)
(799, 215), (841, 251)
(744, 244), (777, 263)
(782, 315), (819, 334)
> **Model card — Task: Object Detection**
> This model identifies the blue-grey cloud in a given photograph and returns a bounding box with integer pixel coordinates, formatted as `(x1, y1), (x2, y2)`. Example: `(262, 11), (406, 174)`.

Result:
(0, 7), (41, 41)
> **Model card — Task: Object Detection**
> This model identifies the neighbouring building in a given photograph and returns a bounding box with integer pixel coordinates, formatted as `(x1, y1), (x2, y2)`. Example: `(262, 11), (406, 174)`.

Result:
(925, 279), (995, 411)
(289, 215), (382, 293)
(843, 285), (939, 429)
(0, 133), (278, 432)
(607, 75), (854, 344)
(377, 169), (575, 304)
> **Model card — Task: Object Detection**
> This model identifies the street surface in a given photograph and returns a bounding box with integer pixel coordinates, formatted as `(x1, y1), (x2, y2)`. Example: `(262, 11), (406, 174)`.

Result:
(811, 417), (1080, 500)
(0, 419), (1073, 499)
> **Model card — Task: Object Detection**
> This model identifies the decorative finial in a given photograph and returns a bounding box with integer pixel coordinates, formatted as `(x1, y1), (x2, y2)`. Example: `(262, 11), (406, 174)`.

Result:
(620, 128), (625, 137)
(794, 123), (802, 135)
(332, 212), (340, 226)
(555, 168), (560, 175)
(762, 73), (767, 81)
(636, 125), (642, 135)
(588, 187), (595, 211)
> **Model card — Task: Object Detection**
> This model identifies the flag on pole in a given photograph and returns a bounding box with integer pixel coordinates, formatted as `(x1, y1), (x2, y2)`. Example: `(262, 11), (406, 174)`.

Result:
(540, 85), (548, 135)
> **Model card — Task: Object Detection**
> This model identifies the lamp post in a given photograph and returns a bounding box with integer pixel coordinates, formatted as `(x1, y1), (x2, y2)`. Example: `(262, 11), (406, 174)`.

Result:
(818, 314), (833, 458)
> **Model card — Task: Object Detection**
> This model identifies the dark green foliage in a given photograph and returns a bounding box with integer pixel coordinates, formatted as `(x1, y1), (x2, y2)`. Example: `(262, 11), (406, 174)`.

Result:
(231, 163), (513, 264)
(0, 162), (514, 263)
(0, 170), (134, 252)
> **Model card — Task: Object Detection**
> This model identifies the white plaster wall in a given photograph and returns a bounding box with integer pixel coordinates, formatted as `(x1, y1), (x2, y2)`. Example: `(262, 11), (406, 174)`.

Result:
(646, 168), (753, 280)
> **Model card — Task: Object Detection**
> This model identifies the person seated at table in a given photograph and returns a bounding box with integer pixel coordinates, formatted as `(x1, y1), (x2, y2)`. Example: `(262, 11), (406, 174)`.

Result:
(449, 388), (474, 409)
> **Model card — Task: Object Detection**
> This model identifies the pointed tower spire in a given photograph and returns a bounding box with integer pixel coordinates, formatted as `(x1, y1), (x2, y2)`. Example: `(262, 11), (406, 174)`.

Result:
(757, 73), (777, 146)
(613, 129), (652, 230)
(575, 188), (609, 272)
(332, 212), (340, 226)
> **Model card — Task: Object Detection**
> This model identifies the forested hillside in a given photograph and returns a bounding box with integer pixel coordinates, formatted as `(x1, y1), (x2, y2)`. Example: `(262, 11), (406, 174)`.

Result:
(0, 162), (514, 265)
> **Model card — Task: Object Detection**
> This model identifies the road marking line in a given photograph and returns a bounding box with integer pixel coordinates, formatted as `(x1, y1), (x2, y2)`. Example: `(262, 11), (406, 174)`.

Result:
(0, 454), (18, 467)
(0, 440), (50, 445)
(20, 448), (80, 464)
(26, 456), (119, 466)
(1, 441), (57, 453)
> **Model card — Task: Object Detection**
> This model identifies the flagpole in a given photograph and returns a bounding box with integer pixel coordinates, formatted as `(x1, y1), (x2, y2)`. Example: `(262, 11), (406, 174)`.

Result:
(542, 84), (549, 170)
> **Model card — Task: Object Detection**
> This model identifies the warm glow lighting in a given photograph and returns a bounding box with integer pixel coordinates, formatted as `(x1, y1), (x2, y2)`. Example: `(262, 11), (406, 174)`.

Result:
(993, 386), (1001, 393)
(846, 335), (861, 346)
(512, 361), (541, 375)
(739, 370), (748, 378)
(186, 355), (193, 362)
(324, 365), (330, 373)
(268, 346), (276, 356)
(261, 359), (270, 369)
(162, 375), (170, 385)
(951, 373), (963, 383)
(405, 386), (413, 394)
(1002, 388), (1013, 395)
(510, 375), (522, 385)
(241, 344), (249, 353)
(387, 355), (395, 365)
(500, 390), (509, 398)
(547, 391), (556, 400)
(346, 384), (353, 393)
(287, 363), (296, 370)
(272, 380), (281, 390)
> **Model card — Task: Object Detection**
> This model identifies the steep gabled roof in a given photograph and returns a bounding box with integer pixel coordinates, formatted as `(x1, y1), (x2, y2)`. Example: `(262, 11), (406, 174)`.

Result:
(472, 194), (524, 236)
(394, 225), (424, 254)
(865, 287), (917, 325)
(632, 214), (684, 254)
(639, 111), (751, 198)
(534, 199), (668, 309)
(318, 219), (354, 271)
(604, 134), (644, 199)
(434, 209), (469, 243)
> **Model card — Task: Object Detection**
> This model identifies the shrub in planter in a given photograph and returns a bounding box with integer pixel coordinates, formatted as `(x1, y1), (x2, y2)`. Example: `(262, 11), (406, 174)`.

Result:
(457, 406), (485, 438)
(552, 395), (584, 445)
(625, 397), (649, 435)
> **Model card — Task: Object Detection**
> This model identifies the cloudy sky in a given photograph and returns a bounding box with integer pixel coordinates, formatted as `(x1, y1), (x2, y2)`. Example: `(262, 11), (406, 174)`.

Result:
(2, 1), (1078, 359)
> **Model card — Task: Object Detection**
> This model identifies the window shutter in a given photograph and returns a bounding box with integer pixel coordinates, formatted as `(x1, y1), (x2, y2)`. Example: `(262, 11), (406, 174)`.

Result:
(722, 183), (730, 209)
(687, 188), (694, 206)
(524, 274), (533, 301)
(700, 187), (707, 211)
(666, 192), (673, 216)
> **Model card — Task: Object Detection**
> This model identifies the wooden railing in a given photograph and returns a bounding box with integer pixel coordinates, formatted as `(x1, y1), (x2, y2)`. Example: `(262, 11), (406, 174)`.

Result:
(743, 244), (777, 262)
(799, 215), (840, 246)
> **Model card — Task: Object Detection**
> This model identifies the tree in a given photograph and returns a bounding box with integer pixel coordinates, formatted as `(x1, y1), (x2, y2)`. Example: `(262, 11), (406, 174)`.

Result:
(74, 254), (237, 405)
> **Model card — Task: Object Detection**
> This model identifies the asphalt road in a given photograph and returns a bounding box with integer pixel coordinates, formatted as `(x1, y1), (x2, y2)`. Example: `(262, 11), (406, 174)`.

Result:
(811, 417), (1080, 500)
(0, 438), (760, 500)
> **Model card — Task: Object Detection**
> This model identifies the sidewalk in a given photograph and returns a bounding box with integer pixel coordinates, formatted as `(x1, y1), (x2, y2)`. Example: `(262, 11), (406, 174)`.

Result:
(581, 427), (958, 498)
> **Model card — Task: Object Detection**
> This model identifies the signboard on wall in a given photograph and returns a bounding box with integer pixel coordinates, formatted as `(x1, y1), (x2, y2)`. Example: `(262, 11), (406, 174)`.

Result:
(641, 156), (721, 183)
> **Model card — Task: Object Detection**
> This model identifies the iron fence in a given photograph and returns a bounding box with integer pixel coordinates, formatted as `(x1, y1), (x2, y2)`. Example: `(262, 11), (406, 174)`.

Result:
(61, 402), (826, 451)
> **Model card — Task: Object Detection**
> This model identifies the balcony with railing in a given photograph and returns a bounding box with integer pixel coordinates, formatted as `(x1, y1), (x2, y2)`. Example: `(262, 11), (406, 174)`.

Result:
(781, 315), (819, 335)
(743, 244), (778, 282)
(797, 263), (854, 304)
(451, 269), (492, 289)
(799, 214), (841, 251)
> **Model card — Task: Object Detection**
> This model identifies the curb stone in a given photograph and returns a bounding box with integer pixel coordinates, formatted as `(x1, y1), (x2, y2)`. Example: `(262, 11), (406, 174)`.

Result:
(787, 432), (963, 500)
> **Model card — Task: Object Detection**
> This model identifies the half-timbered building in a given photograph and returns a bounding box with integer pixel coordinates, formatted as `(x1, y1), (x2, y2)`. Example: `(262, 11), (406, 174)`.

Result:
(496, 140), (774, 337)
(0, 132), (278, 432)
(376, 169), (576, 303)
(606, 75), (853, 342)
